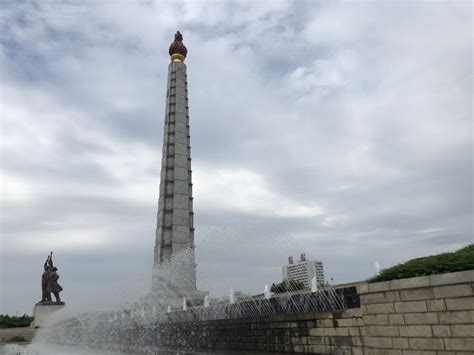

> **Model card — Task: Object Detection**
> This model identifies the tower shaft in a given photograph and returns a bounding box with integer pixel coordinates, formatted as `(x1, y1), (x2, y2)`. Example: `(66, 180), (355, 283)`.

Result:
(153, 60), (197, 292)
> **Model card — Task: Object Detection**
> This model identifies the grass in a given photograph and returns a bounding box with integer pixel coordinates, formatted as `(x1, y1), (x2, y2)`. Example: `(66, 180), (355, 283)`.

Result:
(368, 244), (474, 283)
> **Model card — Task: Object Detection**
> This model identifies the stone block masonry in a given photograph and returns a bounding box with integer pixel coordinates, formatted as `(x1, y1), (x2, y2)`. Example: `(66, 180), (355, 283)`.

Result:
(156, 309), (365, 354)
(359, 270), (474, 354)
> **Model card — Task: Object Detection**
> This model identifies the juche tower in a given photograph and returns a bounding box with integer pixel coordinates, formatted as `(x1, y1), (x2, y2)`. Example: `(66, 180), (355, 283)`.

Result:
(152, 32), (205, 303)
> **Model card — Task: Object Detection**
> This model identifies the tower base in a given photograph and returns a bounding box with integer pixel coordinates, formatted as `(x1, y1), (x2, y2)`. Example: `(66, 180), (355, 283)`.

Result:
(147, 288), (208, 310)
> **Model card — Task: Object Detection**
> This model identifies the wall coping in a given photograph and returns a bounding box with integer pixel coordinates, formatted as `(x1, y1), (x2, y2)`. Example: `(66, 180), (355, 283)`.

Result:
(356, 269), (474, 294)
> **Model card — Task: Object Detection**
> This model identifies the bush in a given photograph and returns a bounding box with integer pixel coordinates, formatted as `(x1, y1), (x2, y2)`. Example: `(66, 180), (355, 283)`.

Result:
(270, 280), (307, 293)
(369, 244), (474, 283)
(0, 314), (33, 328)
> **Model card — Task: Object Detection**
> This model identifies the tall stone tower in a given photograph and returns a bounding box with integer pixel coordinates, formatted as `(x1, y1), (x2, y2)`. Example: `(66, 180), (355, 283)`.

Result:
(152, 32), (204, 303)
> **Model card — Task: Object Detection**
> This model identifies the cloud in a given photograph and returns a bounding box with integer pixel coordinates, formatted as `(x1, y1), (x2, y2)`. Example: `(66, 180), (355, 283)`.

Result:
(194, 164), (324, 218)
(1, 0), (471, 314)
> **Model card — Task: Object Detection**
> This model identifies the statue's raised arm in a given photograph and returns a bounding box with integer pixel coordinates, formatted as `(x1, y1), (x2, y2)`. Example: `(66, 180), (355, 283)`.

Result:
(48, 251), (53, 269)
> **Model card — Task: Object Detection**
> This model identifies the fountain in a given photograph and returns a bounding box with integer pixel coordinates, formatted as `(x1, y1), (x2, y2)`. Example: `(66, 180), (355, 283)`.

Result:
(311, 276), (318, 292)
(374, 260), (382, 274)
(9, 243), (353, 355)
(264, 284), (272, 299)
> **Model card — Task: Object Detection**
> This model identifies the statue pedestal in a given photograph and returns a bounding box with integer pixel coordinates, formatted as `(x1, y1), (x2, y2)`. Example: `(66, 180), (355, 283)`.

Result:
(31, 302), (65, 328)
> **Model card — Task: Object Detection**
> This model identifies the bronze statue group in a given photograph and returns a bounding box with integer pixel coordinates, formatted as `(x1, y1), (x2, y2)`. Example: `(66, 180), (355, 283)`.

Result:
(40, 252), (63, 303)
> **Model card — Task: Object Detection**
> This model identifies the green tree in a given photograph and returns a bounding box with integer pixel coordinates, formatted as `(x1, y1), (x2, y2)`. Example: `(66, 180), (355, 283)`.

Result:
(0, 314), (34, 328)
(270, 280), (306, 293)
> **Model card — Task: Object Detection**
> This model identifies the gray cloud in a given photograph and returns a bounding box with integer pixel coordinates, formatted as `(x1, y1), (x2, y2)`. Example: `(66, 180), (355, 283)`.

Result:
(1, 0), (472, 314)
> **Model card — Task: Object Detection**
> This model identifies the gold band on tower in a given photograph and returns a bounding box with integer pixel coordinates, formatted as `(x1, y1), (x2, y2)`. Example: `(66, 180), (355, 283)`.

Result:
(171, 53), (185, 62)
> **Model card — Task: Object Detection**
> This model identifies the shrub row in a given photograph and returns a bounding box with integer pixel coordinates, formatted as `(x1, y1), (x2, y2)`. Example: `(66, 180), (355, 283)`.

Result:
(369, 244), (474, 283)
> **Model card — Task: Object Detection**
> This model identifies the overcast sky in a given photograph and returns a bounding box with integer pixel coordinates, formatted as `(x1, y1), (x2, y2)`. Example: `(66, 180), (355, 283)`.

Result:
(1, 0), (472, 315)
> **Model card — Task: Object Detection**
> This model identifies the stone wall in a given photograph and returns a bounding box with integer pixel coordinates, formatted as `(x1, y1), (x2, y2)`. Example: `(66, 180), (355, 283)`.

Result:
(154, 270), (474, 354)
(358, 269), (474, 354)
(154, 308), (364, 354)
(0, 327), (37, 343)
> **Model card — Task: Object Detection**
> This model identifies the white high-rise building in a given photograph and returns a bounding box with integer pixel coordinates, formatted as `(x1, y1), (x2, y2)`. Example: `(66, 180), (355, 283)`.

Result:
(282, 254), (325, 288)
